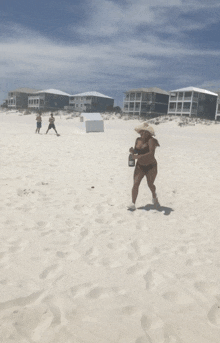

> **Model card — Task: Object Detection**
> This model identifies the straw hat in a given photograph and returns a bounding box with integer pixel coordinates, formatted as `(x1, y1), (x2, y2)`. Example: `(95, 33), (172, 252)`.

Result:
(134, 122), (155, 136)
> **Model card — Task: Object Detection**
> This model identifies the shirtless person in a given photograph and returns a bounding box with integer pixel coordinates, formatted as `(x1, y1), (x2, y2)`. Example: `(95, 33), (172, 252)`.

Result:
(128, 122), (160, 211)
(46, 113), (59, 135)
(35, 113), (42, 134)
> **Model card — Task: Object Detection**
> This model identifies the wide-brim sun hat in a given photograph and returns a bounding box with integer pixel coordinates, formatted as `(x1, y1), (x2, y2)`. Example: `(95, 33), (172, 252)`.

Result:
(134, 122), (155, 136)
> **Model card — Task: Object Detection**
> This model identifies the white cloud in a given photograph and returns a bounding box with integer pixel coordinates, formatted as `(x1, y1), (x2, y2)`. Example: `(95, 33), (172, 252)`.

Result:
(71, 0), (220, 40)
(1, 0), (220, 105)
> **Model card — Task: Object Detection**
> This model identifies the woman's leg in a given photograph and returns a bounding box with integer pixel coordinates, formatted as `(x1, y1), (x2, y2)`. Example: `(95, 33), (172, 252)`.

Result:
(146, 164), (157, 199)
(132, 165), (145, 204)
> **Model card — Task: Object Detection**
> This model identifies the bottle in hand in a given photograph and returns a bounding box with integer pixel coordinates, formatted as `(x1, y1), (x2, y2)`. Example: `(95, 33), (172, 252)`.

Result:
(128, 153), (135, 167)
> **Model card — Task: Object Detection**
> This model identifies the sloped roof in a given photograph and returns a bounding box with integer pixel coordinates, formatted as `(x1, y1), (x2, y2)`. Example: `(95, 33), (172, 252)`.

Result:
(33, 89), (71, 96)
(81, 113), (103, 121)
(71, 91), (113, 99)
(10, 88), (41, 94)
(170, 87), (218, 96)
(125, 87), (169, 95)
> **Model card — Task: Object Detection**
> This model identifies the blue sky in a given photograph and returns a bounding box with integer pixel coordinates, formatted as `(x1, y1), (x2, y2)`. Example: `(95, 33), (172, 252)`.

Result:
(1, 0), (220, 107)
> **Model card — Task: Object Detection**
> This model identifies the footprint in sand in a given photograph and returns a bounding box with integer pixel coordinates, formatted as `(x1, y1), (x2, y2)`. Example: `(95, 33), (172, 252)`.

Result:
(120, 305), (138, 316)
(80, 228), (89, 239)
(207, 304), (220, 326)
(87, 287), (106, 299)
(39, 264), (59, 280)
(0, 290), (43, 311)
(56, 251), (69, 258)
(126, 263), (144, 275)
(194, 281), (219, 295)
(135, 336), (152, 343)
(71, 283), (92, 298)
(143, 270), (153, 290)
(41, 230), (54, 237)
(42, 296), (62, 328)
(162, 291), (193, 305)
(7, 239), (28, 254)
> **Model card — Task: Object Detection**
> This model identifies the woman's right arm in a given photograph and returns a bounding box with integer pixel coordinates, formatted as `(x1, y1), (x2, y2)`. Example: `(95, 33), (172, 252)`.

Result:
(129, 138), (139, 153)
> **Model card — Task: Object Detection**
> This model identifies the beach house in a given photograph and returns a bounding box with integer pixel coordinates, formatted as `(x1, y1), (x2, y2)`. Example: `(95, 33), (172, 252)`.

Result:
(28, 89), (70, 111)
(7, 88), (40, 109)
(69, 91), (114, 113)
(123, 87), (169, 117)
(168, 87), (218, 120)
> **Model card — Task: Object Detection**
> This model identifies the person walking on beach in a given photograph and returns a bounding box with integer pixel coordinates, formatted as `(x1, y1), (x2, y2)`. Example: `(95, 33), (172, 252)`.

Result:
(46, 113), (59, 135)
(35, 113), (42, 134)
(128, 122), (160, 211)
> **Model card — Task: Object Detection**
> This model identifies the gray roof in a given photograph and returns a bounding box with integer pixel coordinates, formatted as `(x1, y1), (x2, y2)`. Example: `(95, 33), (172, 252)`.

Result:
(170, 87), (218, 96)
(125, 87), (169, 95)
(10, 88), (41, 94)
(71, 91), (113, 99)
(33, 89), (71, 96)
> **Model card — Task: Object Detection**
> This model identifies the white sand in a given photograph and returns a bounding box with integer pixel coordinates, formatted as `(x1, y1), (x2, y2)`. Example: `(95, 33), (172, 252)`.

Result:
(0, 111), (220, 343)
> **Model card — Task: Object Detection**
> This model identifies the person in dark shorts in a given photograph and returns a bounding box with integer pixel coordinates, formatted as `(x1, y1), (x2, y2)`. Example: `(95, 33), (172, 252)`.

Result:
(35, 113), (42, 134)
(128, 122), (160, 211)
(46, 113), (59, 135)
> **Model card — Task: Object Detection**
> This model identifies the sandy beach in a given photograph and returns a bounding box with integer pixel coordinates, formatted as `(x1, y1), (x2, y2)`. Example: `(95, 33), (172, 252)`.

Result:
(0, 111), (220, 343)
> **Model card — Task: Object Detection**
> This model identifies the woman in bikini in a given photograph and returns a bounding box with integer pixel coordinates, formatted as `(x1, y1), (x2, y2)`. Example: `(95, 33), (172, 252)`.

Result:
(128, 122), (160, 211)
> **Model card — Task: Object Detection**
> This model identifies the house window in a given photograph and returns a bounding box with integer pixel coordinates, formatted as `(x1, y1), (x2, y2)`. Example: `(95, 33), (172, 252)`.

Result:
(170, 93), (177, 99)
(178, 92), (183, 99)
(130, 102), (134, 109)
(193, 92), (198, 98)
(76, 104), (78, 107)
(136, 93), (141, 100)
(135, 103), (140, 110)
(184, 92), (192, 99)
(81, 104), (83, 107)
(169, 102), (176, 109)
(142, 93), (152, 101)
(70, 97), (74, 101)
(177, 102), (182, 110)
(130, 93), (135, 101)
(183, 102), (191, 110)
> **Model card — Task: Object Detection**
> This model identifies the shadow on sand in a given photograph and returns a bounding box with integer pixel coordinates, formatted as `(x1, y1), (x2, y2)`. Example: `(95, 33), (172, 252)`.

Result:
(138, 204), (174, 216)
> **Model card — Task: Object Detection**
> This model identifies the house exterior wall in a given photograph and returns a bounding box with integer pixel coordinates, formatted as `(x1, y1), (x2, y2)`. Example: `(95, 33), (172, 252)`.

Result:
(28, 93), (69, 110)
(69, 96), (114, 112)
(168, 90), (217, 120)
(123, 91), (169, 117)
(8, 92), (29, 108)
(215, 94), (220, 120)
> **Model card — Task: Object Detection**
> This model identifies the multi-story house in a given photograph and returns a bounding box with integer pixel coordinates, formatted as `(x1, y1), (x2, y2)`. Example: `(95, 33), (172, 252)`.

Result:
(168, 87), (218, 120)
(69, 91), (114, 112)
(28, 89), (70, 110)
(7, 88), (40, 109)
(123, 87), (169, 117)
